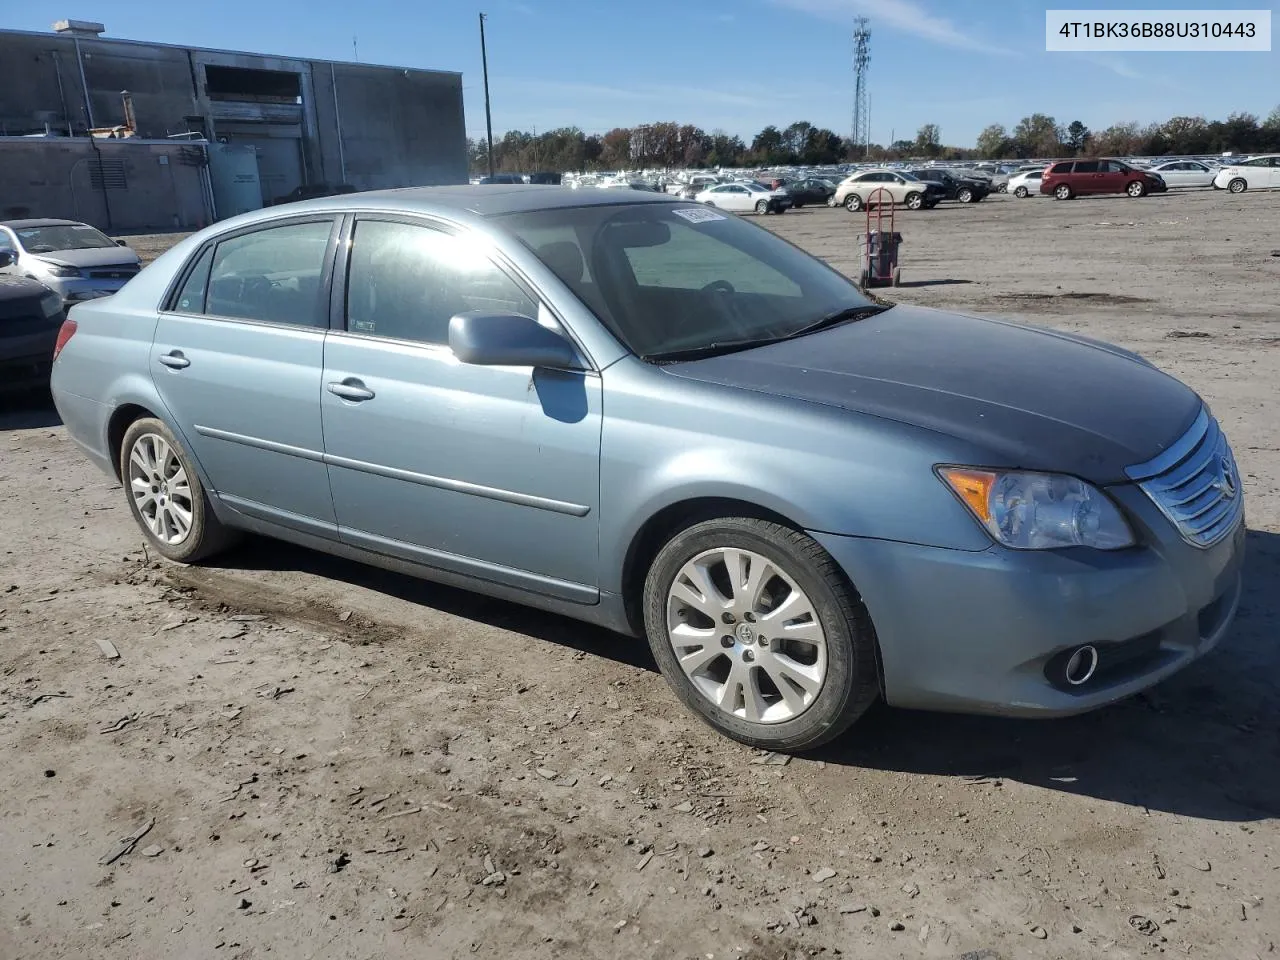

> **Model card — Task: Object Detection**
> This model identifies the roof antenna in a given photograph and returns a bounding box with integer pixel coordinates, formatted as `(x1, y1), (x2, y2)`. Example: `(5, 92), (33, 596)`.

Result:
(352, 35), (359, 62)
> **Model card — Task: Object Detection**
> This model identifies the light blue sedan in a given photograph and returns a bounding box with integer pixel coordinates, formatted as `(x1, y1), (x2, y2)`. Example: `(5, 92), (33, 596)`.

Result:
(50, 187), (1245, 751)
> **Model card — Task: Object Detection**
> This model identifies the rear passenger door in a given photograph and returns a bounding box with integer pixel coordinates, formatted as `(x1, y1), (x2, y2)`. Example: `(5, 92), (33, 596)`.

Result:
(150, 216), (340, 534)
(1070, 160), (1102, 193)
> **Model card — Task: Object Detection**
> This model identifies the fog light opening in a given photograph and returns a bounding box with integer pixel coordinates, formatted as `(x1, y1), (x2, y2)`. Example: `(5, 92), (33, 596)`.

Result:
(1064, 645), (1099, 686)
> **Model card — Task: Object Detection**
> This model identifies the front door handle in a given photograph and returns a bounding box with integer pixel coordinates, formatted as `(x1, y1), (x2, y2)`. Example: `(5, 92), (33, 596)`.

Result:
(326, 378), (375, 402)
(158, 351), (190, 369)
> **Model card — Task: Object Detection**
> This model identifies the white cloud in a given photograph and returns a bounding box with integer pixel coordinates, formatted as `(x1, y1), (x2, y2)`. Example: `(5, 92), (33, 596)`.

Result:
(771, 0), (1018, 56)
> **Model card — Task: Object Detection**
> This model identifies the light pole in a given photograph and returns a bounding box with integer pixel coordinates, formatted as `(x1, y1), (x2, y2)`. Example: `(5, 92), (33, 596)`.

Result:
(479, 13), (495, 179)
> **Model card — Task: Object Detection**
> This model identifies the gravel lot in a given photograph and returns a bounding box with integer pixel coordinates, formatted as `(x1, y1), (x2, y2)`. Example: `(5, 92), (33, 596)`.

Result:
(2, 189), (1277, 960)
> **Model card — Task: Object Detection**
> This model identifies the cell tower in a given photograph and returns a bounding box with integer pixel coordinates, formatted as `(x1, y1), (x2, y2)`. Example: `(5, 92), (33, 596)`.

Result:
(852, 17), (871, 158)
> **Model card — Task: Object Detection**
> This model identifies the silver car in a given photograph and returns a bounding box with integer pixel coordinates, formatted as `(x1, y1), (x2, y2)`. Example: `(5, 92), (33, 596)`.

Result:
(49, 187), (1246, 751)
(1146, 159), (1217, 189)
(0, 219), (141, 305)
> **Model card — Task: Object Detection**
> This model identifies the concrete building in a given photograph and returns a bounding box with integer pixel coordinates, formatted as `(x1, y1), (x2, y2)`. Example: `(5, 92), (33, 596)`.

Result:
(0, 20), (467, 228)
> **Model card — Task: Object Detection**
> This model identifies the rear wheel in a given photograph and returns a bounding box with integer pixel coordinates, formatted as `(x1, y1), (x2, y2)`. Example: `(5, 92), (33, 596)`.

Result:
(957, 187), (974, 203)
(643, 518), (880, 751)
(826, 194), (839, 207)
(997, 183), (1008, 193)
(755, 200), (769, 215)
(905, 192), (924, 210)
(1054, 184), (1073, 200)
(844, 194), (864, 212)
(1014, 185), (1029, 198)
(1228, 178), (1247, 194)
(1127, 180), (1147, 197)
(120, 417), (236, 563)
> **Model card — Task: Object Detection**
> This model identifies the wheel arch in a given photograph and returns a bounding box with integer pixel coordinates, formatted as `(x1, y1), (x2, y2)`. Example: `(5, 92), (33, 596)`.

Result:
(619, 496), (803, 637)
(107, 402), (157, 480)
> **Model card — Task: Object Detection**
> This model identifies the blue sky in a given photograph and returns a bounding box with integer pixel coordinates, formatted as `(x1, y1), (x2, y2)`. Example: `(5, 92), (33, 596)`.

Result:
(11, 1), (1277, 146)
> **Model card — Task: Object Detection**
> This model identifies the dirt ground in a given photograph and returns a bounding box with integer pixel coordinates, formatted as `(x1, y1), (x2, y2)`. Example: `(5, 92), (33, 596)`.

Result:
(2, 189), (1278, 960)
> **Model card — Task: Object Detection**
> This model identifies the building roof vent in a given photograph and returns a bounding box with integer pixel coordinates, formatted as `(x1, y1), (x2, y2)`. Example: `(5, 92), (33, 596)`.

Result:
(52, 20), (106, 38)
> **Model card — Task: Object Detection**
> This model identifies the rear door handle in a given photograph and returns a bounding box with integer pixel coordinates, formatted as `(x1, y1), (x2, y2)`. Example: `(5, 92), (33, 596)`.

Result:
(326, 378), (375, 402)
(158, 351), (190, 369)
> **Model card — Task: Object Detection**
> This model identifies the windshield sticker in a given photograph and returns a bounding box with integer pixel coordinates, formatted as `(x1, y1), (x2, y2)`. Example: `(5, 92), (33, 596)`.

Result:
(672, 207), (727, 224)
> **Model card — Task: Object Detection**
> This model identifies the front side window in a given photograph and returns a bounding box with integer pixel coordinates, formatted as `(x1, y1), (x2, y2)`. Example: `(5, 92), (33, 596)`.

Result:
(501, 203), (880, 361)
(205, 220), (333, 326)
(345, 219), (536, 346)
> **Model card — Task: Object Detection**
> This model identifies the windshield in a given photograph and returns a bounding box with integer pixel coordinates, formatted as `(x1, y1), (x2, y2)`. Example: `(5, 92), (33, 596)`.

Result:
(499, 202), (879, 360)
(14, 223), (117, 253)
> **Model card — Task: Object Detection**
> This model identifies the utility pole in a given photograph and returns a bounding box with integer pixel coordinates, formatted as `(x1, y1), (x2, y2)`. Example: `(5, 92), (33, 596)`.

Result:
(479, 13), (495, 179)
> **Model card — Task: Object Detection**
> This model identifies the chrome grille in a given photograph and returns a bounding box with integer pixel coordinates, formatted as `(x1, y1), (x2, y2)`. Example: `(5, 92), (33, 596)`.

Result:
(1126, 408), (1243, 549)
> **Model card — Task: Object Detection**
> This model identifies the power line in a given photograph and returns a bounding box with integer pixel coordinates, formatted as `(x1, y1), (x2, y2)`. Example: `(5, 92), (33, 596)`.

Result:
(852, 17), (871, 159)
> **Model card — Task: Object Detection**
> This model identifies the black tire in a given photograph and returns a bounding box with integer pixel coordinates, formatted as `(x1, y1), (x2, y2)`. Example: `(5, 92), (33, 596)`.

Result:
(844, 193), (863, 212)
(119, 417), (237, 563)
(642, 517), (880, 751)
(755, 200), (769, 215)
(826, 194), (839, 207)
(997, 183), (1008, 193)
(958, 187), (974, 203)
(1054, 183), (1073, 200)
(905, 192), (924, 210)
(1228, 178), (1246, 194)
(792, 201), (804, 209)
(1126, 180), (1147, 198)
(1014, 185), (1029, 198)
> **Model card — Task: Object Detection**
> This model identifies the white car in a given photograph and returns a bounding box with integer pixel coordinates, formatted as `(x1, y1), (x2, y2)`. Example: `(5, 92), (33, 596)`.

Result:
(694, 182), (791, 214)
(1213, 155), (1280, 193)
(1146, 159), (1217, 188)
(1006, 169), (1044, 198)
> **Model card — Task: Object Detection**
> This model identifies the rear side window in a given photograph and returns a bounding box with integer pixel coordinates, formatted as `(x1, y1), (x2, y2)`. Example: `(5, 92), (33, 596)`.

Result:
(173, 246), (214, 314)
(205, 220), (333, 326)
(1072, 161), (1100, 173)
(1049, 162), (1073, 174)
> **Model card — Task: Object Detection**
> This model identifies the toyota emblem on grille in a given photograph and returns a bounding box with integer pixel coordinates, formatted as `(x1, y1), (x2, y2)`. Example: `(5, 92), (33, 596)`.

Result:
(1216, 456), (1237, 500)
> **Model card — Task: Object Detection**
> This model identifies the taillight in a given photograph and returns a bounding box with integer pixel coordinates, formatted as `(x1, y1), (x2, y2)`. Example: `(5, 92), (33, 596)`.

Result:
(53, 319), (77, 361)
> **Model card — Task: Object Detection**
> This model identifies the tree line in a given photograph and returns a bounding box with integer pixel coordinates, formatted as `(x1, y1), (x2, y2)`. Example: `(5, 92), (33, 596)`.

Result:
(469, 107), (1280, 174)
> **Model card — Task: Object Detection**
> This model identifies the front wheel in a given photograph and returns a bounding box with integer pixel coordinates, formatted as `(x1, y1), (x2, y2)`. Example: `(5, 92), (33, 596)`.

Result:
(1014, 185), (1029, 198)
(827, 194), (839, 207)
(1127, 180), (1147, 197)
(643, 518), (880, 751)
(905, 192), (924, 210)
(120, 417), (236, 563)
(1228, 178), (1247, 194)
(755, 200), (769, 215)
(1054, 184), (1073, 200)
(844, 194), (864, 212)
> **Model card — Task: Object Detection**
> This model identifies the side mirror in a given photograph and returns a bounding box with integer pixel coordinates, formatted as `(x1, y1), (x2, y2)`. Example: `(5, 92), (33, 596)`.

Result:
(115, 239), (129, 246)
(449, 311), (579, 369)
(0, 250), (14, 268)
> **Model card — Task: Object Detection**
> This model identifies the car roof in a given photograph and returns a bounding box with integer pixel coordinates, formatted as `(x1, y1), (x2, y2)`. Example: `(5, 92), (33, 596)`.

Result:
(0, 218), (91, 229)
(264, 185), (677, 220)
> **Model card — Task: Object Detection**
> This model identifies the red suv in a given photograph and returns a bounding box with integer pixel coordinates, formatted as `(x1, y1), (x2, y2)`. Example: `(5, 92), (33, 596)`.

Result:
(1039, 159), (1168, 200)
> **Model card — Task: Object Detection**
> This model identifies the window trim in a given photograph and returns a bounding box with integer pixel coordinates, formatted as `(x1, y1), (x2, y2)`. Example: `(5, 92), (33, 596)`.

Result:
(159, 213), (342, 331)
(331, 211), (596, 372)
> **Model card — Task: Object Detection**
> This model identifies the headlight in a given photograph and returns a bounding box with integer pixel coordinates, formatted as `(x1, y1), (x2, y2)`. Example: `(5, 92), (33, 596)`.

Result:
(938, 467), (1134, 551)
(40, 293), (64, 318)
(36, 260), (81, 278)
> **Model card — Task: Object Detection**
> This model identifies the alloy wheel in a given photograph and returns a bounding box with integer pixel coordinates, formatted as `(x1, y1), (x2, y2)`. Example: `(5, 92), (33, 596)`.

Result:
(665, 547), (827, 724)
(128, 432), (194, 544)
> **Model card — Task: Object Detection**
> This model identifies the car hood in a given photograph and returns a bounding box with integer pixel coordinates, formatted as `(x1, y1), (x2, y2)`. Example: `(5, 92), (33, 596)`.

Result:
(29, 247), (140, 269)
(664, 305), (1200, 485)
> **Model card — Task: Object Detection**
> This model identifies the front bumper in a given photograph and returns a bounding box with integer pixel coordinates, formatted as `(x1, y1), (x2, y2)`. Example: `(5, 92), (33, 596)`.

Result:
(813, 489), (1245, 717)
(37, 275), (129, 305)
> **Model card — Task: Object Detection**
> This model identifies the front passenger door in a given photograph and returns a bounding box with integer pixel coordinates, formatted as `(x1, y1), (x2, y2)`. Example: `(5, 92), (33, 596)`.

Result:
(321, 217), (602, 600)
